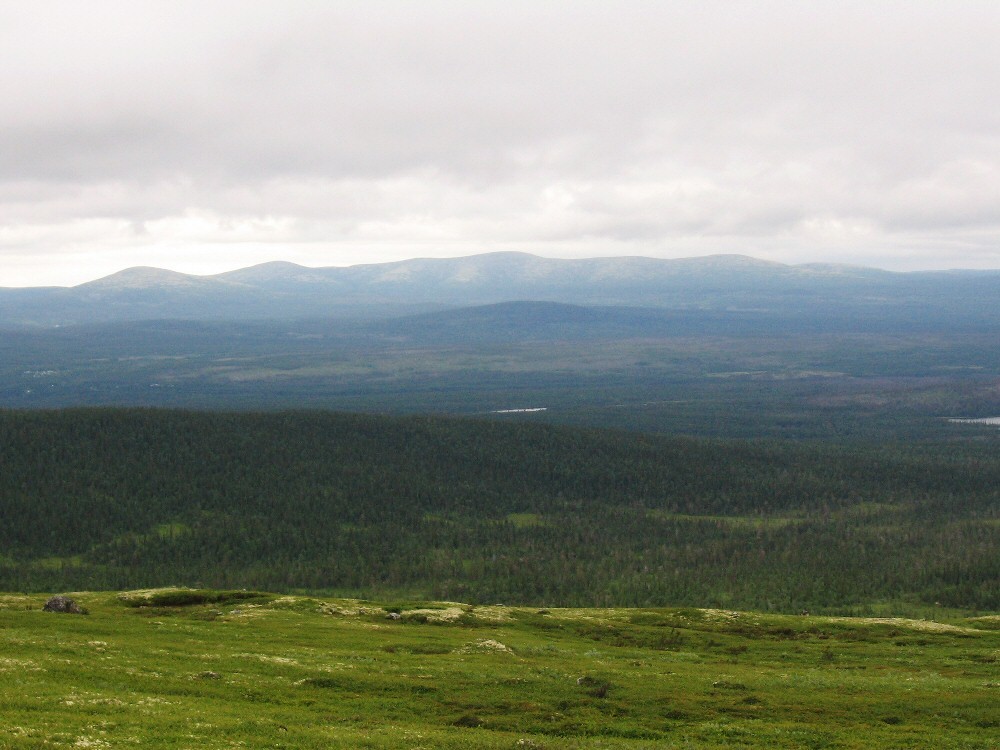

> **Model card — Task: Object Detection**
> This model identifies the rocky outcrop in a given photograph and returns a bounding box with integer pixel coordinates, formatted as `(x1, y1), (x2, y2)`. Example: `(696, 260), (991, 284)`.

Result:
(42, 596), (84, 614)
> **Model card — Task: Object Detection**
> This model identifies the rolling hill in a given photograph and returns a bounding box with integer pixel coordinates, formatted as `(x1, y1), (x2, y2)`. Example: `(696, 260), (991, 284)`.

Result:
(3, 252), (1000, 327)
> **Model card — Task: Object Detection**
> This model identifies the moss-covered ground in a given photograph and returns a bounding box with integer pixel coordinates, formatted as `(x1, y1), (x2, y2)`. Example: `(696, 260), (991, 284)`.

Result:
(2, 589), (999, 748)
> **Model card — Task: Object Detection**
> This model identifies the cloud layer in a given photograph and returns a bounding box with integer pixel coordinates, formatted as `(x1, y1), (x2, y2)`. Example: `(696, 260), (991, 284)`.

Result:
(3, 1), (1000, 285)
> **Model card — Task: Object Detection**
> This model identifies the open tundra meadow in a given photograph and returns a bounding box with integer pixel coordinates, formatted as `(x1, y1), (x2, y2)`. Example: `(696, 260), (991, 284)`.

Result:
(2, 589), (1000, 749)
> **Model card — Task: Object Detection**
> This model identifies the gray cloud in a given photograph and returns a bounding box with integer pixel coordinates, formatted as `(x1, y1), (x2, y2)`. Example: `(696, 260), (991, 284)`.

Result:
(2, 1), (1000, 285)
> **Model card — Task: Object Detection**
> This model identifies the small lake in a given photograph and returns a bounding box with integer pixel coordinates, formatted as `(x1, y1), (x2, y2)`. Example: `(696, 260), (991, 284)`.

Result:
(948, 417), (1000, 425)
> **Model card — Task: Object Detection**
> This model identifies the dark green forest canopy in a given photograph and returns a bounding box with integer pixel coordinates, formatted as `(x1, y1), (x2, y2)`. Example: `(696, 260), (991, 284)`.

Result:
(2, 408), (998, 612)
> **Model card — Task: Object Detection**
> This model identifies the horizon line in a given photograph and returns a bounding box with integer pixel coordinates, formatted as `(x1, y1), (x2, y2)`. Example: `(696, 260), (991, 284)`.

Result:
(7, 250), (998, 290)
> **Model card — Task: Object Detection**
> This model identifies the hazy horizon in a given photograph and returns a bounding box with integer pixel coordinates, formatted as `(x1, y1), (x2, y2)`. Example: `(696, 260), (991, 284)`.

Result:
(5, 249), (1000, 290)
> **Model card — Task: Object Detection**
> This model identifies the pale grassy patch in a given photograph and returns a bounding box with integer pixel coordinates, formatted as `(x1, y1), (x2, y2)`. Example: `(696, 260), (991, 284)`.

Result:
(970, 615), (1000, 624)
(61, 692), (128, 707)
(73, 737), (110, 748)
(226, 604), (266, 618)
(544, 607), (630, 625)
(257, 654), (298, 665)
(0, 657), (43, 672)
(0, 594), (35, 609)
(316, 599), (385, 617)
(467, 604), (513, 623)
(402, 606), (465, 622)
(702, 608), (756, 623)
(268, 595), (302, 606)
(506, 512), (549, 529)
(313, 662), (357, 672)
(820, 616), (979, 634)
(116, 587), (190, 606)
(121, 666), (162, 678)
(460, 639), (513, 654)
(136, 696), (174, 706)
(236, 653), (300, 666)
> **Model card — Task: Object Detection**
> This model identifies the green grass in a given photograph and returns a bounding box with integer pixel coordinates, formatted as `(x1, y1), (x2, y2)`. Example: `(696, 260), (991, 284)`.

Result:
(507, 512), (549, 529)
(644, 510), (804, 529)
(2, 589), (999, 748)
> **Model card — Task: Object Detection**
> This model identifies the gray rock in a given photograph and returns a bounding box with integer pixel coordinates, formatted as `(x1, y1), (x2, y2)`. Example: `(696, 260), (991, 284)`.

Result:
(42, 596), (84, 614)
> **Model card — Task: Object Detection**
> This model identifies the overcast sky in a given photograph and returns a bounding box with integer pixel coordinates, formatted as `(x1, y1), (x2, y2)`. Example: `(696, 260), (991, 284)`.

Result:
(2, 1), (1000, 286)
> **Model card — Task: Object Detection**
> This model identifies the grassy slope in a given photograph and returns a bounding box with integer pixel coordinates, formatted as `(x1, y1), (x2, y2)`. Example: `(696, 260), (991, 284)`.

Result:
(2, 590), (999, 749)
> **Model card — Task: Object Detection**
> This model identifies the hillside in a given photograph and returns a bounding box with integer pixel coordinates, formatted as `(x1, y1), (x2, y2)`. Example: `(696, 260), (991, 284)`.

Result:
(2, 408), (999, 613)
(4, 252), (1000, 327)
(2, 589), (999, 749)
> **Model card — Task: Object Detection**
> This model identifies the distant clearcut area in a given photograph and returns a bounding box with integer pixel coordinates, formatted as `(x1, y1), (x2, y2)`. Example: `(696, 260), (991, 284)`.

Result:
(3, 409), (999, 614)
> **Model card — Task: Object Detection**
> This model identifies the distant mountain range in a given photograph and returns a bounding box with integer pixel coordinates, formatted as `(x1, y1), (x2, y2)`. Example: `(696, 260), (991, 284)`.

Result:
(2, 252), (999, 328)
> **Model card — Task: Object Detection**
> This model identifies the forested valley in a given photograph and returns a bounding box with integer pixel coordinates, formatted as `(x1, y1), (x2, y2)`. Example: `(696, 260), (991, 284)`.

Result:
(3, 408), (998, 614)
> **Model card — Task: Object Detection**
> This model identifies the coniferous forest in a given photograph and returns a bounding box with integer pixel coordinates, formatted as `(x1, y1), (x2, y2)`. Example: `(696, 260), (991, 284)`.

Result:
(3, 408), (998, 614)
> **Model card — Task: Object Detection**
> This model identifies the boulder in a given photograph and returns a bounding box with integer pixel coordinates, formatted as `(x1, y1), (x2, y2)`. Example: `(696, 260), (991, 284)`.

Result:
(42, 596), (84, 614)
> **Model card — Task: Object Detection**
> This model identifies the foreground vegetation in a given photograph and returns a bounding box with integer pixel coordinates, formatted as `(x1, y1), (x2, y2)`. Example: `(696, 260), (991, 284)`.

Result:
(2, 589), (999, 749)
(3, 409), (1000, 613)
